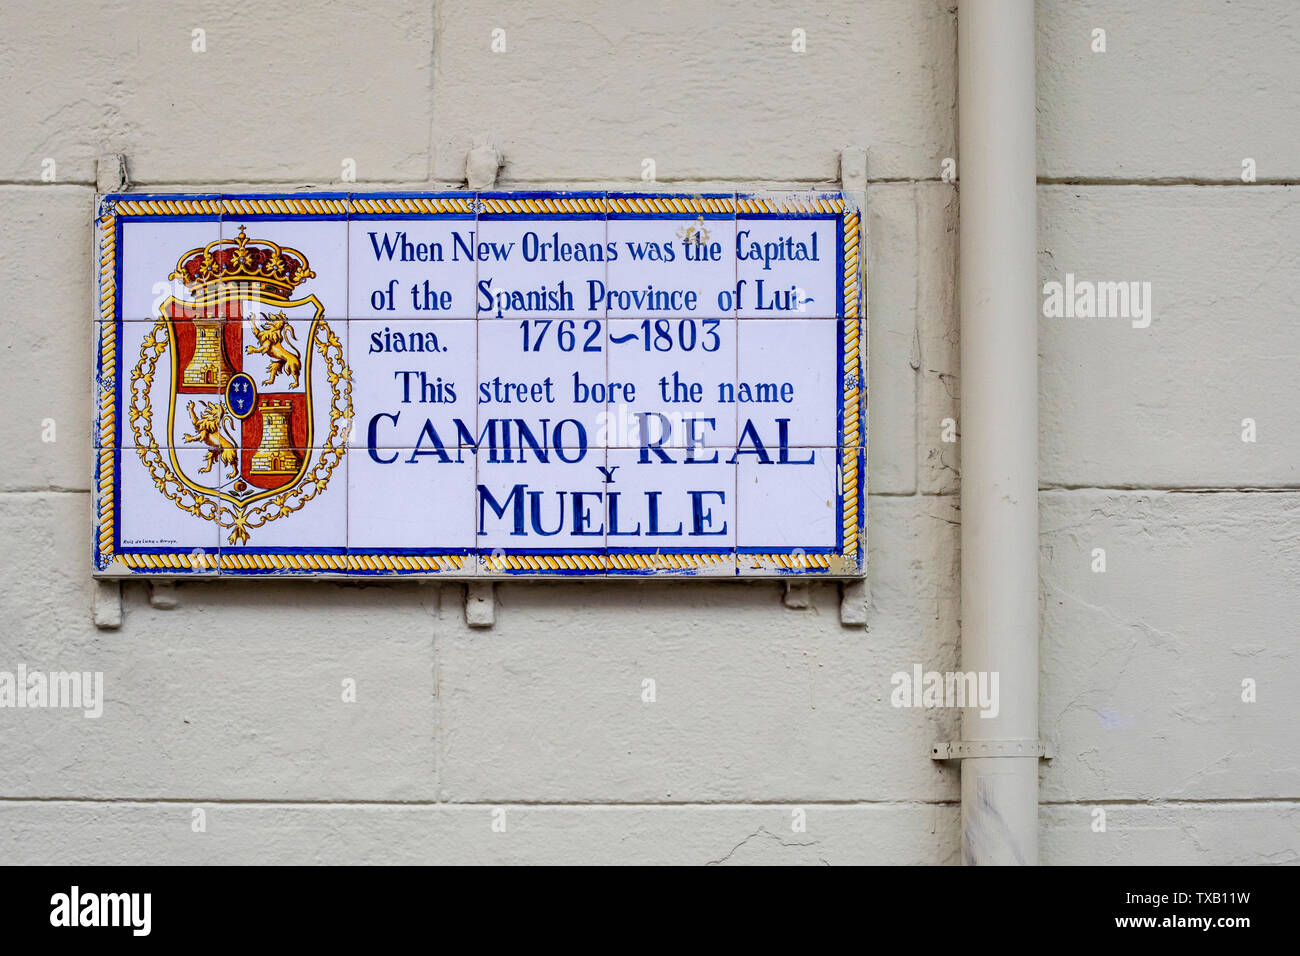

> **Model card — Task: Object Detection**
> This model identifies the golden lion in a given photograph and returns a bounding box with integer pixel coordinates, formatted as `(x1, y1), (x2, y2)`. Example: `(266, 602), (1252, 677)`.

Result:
(245, 312), (302, 388)
(183, 400), (238, 479)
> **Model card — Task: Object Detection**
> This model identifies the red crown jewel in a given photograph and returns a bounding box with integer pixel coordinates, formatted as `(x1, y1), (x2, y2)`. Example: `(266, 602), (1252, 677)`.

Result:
(170, 226), (315, 296)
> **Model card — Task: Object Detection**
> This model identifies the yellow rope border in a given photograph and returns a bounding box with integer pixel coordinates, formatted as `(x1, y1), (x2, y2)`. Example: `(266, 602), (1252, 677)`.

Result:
(113, 199), (221, 216)
(348, 554), (469, 573)
(96, 212), (118, 566)
(221, 197), (347, 217)
(606, 196), (733, 214)
(737, 553), (833, 570)
(219, 553), (349, 573)
(843, 209), (861, 318)
(603, 552), (733, 573)
(351, 196), (475, 215)
(842, 316), (863, 562)
(477, 196), (607, 215)
(96, 193), (864, 576)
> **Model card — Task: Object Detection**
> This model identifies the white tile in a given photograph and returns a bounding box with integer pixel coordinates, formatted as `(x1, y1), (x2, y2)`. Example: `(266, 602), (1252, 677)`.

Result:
(221, 218), (348, 321)
(737, 319), (841, 448)
(348, 319), (476, 450)
(473, 218), (608, 319)
(736, 446), (839, 551)
(221, 445), (348, 552)
(235, 306), (348, 447)
(348, 449), (476, 550)
(476, 447), (607, 554)
(115, 444), (223, 557)
(119, 218), (219, 320)
(605, 446), (735, 552)
(736, 214), (840, 318)
(604, 318), (737, 449)
(477, 318), (608, 449)
(349, 218), (478, 318)
(216, 312), (350, 557)
(116, 318), (176, 448)
(605, 215), (736, 319)
(117, 315), (235, 450)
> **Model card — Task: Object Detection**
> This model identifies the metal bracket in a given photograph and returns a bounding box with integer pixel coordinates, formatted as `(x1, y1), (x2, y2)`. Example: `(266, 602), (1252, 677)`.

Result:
(93, 579), (122, 629)
(466, 581), (496, 628)
(931, 740), (1056, 761)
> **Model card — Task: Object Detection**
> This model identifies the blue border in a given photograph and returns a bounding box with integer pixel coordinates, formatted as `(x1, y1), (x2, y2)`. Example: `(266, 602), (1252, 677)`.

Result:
(96, 191), (864, 577)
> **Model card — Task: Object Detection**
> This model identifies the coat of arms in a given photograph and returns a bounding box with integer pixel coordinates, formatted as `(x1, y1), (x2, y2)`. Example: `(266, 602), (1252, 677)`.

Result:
(127, 226), (352, 545)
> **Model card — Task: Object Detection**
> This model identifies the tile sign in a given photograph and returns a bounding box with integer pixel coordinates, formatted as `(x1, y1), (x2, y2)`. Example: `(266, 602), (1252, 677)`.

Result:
(94, 191), (864, 578)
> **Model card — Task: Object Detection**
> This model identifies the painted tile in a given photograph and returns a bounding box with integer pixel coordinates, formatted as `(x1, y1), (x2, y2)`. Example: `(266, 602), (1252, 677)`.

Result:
(349, 319), (475, 450)
(736, 193), (841, 318)
(477, 318), (608, 450)
(347, 447), (476, 555)
(118, 216), (220, 320)
(737, 319), (842, 448)
(93, 321), (119, 450)
(604, 446), (735, 577)
(348, 217), (478, 319)
(113, 318), (170, 449)
(219, 445), (349, 557)
(605, 199), (736, 320)
(220, 216), (349, 321)
(475, 445), (607, 558)
(474, 207), (608, 320)
(604, 318), (737, 449)
(115, 443), (224, 566)
(736, 445), (841, 576)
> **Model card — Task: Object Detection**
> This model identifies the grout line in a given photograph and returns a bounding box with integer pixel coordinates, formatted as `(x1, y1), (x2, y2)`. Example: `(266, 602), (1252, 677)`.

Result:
(1038, 177), (1300, 187)
(1039, 485), (1300, 494)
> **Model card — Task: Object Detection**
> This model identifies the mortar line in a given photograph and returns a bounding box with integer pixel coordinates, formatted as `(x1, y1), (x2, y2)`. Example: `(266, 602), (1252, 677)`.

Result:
(6, 177), (1295, 189)
(0, 177), (950, 189)
(0, 796), (960, 808)
(2, 796), (1295, 807)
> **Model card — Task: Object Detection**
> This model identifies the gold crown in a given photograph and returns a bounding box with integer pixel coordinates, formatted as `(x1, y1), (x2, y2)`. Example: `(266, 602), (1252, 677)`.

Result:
(170, 226), (315, 296)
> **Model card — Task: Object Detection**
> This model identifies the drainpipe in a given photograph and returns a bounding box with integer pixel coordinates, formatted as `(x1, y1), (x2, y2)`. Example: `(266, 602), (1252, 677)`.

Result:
(957, 0), (1040, 864)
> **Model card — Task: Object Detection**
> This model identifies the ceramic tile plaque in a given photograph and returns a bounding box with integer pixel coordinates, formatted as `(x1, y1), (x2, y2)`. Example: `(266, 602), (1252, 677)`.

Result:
(93, 192), (864, 578)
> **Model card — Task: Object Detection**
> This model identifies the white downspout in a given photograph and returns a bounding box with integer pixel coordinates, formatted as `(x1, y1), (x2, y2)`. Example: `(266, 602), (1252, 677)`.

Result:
(957, 0), (1040, 864)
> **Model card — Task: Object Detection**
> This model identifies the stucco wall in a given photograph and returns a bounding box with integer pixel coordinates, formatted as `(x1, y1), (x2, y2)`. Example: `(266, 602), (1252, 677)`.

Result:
(0, 0), (1294, 864)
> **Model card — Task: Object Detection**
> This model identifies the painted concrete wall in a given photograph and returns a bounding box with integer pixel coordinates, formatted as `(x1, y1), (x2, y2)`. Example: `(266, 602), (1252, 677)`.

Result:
(0, 0), (1295, 864)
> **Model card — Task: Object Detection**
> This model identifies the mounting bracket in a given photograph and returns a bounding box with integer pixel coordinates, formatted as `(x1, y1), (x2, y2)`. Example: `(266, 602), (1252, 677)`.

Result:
(931, 740), (1056, 761)
(466, 581), (496, 628)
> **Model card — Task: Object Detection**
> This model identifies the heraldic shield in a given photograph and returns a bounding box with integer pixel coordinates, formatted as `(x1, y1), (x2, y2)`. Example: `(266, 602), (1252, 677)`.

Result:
(128, 226), (352, 546)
